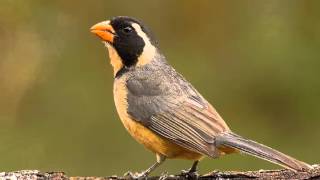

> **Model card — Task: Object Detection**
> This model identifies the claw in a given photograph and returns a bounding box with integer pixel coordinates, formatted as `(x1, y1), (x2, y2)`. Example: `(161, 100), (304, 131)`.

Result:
(159, 171), (168, 180)
(124, 171), (148, 180)
(123, 155), (166, 179)
(180, 169), (199, 179)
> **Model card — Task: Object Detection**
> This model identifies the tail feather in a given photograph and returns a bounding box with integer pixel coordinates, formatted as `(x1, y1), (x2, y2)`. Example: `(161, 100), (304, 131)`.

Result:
(215, 132), (312, 171)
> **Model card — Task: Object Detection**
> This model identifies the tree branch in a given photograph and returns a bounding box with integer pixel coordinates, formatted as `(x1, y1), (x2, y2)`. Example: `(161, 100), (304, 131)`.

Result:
(1, 165), (319, 180)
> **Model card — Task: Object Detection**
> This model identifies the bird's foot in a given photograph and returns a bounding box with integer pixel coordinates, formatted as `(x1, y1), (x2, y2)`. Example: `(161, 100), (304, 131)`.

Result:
(124, 171), (148, 180)
(180, 169), (199, 179)
(159, 171), (168, 180)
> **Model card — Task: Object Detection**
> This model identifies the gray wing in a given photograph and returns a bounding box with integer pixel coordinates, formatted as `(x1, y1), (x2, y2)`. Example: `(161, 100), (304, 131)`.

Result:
(126, 69), (229, 157)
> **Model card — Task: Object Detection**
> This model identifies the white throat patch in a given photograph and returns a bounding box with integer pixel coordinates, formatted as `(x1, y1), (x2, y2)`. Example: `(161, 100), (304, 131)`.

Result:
(104, 42), (123, 76)
(131, 23), (157, 66)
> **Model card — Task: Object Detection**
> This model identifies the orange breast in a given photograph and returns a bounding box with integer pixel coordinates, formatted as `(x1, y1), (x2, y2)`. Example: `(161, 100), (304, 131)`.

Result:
(113, 78), (203, 160)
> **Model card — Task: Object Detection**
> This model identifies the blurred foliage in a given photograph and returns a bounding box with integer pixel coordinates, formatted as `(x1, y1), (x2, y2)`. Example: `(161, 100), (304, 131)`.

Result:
(0, 0), (320, 176)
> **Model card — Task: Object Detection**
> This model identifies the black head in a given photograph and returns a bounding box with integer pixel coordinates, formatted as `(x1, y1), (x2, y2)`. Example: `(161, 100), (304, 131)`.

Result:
(91, 16), (158, 68)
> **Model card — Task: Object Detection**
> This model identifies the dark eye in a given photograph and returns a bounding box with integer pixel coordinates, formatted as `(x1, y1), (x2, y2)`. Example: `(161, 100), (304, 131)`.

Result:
(122, 26), (133, 34)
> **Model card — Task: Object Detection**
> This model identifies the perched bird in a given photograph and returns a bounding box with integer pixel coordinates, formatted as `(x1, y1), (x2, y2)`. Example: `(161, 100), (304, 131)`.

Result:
(90, 16), (312, 178)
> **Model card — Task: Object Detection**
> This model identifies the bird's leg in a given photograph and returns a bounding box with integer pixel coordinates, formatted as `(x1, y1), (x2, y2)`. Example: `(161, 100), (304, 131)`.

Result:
(181, 160), (199, 178)
(189, 160), (199, 173)
(141, 154), (166, 176)
(125, 154), (166, 179)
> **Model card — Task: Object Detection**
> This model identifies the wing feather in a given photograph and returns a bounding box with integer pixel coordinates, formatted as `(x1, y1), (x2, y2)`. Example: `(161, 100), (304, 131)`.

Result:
(148, 101), (228, 157)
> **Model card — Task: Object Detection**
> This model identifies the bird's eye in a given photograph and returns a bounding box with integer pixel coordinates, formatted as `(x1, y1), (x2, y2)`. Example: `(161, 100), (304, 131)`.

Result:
(122, 26), (133, 34)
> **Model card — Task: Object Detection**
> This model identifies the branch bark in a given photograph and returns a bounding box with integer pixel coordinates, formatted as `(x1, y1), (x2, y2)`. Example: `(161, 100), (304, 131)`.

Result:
(1, 165), (319, 180)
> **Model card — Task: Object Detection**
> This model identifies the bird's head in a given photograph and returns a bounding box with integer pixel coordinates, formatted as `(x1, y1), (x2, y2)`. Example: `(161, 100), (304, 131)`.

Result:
(90, 16), (158, 76)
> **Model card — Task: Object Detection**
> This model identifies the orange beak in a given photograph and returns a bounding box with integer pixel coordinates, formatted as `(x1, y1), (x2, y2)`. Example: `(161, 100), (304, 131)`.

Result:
(90, 21), (115, 43)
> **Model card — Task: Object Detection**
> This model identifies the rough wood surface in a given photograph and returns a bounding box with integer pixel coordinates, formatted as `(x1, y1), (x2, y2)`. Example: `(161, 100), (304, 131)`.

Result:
(1, 165), (319, 180)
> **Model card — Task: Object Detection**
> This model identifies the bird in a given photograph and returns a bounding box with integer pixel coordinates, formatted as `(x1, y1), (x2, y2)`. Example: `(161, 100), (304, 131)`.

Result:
(90, 16), (312, 178)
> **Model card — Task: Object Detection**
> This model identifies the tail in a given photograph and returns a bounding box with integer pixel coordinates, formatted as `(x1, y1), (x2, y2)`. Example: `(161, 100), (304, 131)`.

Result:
(215, 132), (313, 171)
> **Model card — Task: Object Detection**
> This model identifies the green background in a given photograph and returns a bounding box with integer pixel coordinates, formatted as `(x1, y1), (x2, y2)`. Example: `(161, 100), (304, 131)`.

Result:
(0, 0), (319, 176)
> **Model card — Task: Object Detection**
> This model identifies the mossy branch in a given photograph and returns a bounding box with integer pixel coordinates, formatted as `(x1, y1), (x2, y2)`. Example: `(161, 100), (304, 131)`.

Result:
(1, 165), (319, 180)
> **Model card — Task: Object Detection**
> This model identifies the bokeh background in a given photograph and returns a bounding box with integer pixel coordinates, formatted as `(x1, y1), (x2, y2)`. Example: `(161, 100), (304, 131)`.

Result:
(0, 0), (319, 176)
